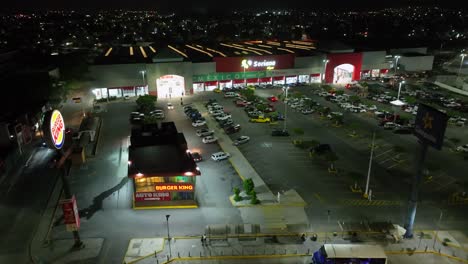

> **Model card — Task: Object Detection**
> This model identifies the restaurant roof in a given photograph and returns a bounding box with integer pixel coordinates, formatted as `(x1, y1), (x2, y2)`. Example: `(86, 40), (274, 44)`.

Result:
(128, 122), (200, 177)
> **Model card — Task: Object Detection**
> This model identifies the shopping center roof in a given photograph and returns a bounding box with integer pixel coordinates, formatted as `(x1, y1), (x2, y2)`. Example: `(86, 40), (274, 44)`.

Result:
(95, 40), (324, 64)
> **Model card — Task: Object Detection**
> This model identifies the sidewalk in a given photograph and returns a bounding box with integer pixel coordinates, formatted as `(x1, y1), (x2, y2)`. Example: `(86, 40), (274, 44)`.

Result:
(123, 229), (468, 264)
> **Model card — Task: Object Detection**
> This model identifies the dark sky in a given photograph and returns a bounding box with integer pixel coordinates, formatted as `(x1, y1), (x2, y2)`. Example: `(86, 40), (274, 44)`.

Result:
(1, 0), (465, 12)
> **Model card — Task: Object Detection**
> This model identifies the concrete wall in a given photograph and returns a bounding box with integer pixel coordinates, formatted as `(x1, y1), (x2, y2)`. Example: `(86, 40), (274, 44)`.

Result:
(88, 64), (146, 88)
(400, 56), (434, 71)
(390, 47), (428, 55)
(362, 51), (389, 70)
(294, 56), (326, 74)
(192, 62), (215, 75)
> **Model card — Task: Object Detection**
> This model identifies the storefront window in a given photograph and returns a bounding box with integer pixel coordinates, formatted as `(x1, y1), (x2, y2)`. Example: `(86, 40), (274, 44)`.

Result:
(285, 76), (298, 84)
(371, 69), (380, 77)
(298, 75), (310, 83)
(193, 83), (204, 93)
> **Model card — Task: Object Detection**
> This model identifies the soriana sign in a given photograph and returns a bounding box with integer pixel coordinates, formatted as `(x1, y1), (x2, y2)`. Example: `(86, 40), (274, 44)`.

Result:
(155, 183), (194, 192)
(42, 110), (66, 149)
(214, 54), (295, 73)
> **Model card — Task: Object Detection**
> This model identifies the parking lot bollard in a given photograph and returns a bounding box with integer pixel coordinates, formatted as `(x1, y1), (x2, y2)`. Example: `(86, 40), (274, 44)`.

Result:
(188, 252), (191, 257)
(178, 252), (180, 258)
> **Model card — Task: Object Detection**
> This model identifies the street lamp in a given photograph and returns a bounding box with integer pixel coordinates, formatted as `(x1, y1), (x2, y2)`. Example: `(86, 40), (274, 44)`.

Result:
(283, 86), (289, 132)
(322, 59), (329, 83)
(391, 80), (406, 123)
(165, 215), (172, 258)
(394, 55), (401, 75)
(139, 70), (146, 86)
(458, 53), (466, 77)
(364, 131), (376, 199)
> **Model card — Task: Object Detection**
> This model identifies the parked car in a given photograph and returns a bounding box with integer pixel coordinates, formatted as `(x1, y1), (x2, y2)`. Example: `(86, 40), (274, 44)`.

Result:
(220, 120), (234, 128)
(249, 116), (271, 123)
(224, 92), (237, 98)
(225, 124), (241, 134)
(167, 103), (174, 109)
(233, 136), (250, 146)
(456, 144), (468, 153)
(191, 152), (202, 162)
(202, 136), (218, 144)
(192, 120), (206, 127)
(196, 128), (214, 137)
(271, 129), (290, 136)
(383, 122), (398, 130)
(235, 100), (248, 107)
(310, 144), (331, 155)
(393, 126), (414, 134)
(301, 109), (314, 115)
(267, 96), (278, 102)
(215, 114), (232, 121)
(211, 152), (230, 161)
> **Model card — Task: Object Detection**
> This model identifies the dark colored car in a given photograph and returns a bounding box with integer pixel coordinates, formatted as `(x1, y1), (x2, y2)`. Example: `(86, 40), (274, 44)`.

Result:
(225, 124), (241, 134)
(271, 129), (289, 136)
(393, 126), (414, 134)
(310, 144), (331, 155)
(191, 152), (202, 162)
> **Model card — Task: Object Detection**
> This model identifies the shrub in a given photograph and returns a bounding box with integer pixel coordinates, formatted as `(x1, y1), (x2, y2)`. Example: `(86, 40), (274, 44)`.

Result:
(233, 187), (242, 201)
(250, 191), (260, 204)
(243, 179), (255, 195)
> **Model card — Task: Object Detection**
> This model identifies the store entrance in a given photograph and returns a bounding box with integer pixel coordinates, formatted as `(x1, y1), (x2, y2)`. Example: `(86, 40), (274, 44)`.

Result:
(333, 64), (354, 84)
(156, 75), (185, 99)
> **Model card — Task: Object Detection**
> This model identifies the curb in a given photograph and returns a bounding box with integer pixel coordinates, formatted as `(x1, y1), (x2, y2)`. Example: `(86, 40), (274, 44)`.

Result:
(92, 118), (104, 156)
(229, 195), (307, 208)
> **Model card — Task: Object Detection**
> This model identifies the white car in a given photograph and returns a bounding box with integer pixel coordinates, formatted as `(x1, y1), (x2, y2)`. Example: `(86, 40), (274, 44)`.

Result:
(167, 103), (174, 110)
(456, 144), (468, 153)
(215, 114), (232, 121)
(202, 136), (218, 144)
(211, 152), (230, 161)
(368, 105), (377, 111)
(233, 136), (250, 146)
(192, 120), (206, 127)
(196, 128), (214, 137)
(210, 110), (225, 116)
(301, 109), (314, 114)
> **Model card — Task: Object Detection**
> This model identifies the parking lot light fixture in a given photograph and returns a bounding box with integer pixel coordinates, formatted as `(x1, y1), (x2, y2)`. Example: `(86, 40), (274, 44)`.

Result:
(283, 86), (289, 131)
(394, 55), (401, 75)
(322, 59), (329, 83)
(458, 53), (466, 77)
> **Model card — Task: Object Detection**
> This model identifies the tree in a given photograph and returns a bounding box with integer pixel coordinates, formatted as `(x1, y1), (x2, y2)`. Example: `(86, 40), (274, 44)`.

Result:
(325, 151), (338, 171)
(349, 95), (361, 105)
(243, 178), (255, 195)
(404, 96), (418, 105)
(136, 95), (157, 113)
(331, 114), (344, 126)
(144, 116), (159, 125)
(335, 90), (345, 96)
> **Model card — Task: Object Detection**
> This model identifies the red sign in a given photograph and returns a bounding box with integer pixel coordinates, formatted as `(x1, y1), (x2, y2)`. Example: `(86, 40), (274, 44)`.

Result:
(214, 54), (295, 72)
(154, 183), (194, 192)
(60, 195), (80, 231)
(134, 192), (171, 201)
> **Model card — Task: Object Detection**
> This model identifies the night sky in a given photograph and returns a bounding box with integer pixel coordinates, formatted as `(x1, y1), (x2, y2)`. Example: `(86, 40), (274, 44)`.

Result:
(0, 0), (464, 12)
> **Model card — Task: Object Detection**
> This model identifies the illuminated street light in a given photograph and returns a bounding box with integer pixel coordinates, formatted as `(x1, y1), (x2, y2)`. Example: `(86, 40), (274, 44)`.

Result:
(394, 55), (401, 75)
(322, 59), (329, 83)
(458, 53), (466, 77)
(139, 70), (146, 86)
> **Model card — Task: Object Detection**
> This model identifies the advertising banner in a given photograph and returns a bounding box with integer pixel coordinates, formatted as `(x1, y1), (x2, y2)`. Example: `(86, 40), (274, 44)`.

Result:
(60, 195), (80, 232)
(42, 109), (66, 149)
(414, 104), (448, 150)
(154, 183), (194, 192)
(214, 54), (295, 72)
(134, 192), (171, 201)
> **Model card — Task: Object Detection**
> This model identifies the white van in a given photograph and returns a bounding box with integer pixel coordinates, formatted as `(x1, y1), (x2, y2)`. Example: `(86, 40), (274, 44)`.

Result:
(211, 152), (231, 161)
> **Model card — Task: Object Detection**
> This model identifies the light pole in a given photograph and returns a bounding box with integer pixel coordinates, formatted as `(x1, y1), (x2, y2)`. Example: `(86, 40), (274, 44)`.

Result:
(391, 80), (406, 123)
(432, 211), (443, 249)
(139, 70), (146, 86)
(458, 53), (466, 77)
(394, 55), (401, 75)
(322, 59), (329, 84)
(283, 86), (289, 132)
(165, 215), (172, 258)
(364, 131), (376, 199)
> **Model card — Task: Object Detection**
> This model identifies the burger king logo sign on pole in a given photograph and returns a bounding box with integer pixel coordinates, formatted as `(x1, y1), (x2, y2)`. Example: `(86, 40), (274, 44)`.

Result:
(42, 109), (66, 149)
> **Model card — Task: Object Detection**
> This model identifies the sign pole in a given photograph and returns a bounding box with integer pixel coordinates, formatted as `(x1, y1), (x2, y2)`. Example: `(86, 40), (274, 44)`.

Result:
(404, 141), (428, 238)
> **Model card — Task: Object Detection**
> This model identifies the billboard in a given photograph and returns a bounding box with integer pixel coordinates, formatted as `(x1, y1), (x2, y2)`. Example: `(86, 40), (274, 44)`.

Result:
(42, 109), (66, 149)
(414, 104), (448, 150)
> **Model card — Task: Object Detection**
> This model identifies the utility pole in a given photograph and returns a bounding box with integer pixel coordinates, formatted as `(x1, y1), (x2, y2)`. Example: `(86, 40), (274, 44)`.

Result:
(165, 215), (172, 258)
(364, 131), (376, 199)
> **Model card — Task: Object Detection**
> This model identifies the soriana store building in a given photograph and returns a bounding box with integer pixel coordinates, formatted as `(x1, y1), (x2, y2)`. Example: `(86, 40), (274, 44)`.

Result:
(89, 41), (392, 100)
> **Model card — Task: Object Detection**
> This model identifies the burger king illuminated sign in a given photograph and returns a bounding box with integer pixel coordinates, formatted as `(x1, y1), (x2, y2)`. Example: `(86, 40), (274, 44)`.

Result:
(42, 109), (66, 149)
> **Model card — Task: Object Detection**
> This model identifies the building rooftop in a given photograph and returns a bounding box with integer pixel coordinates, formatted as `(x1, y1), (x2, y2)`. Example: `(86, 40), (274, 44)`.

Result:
(128, 122), (200, 177)
(94, 40), (325, 64)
